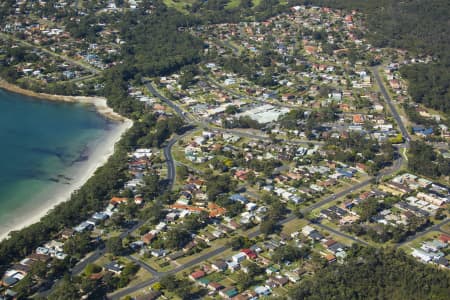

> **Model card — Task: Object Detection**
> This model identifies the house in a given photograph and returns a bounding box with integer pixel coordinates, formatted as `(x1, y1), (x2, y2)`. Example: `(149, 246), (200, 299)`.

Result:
(197, 277), (210, 288)
(324, 253), (337, 263)
(227, 220), (241, 230)
(439, 234), (450, 244)
(241, 248), (257, 260)
(189, 270), (206, 281)
(352, 114), (364, 124)
(412, 249), (434, 263)
(226, 260), (240, 272)
(74, 221), (94, 233)
(328, 242), (345, 254)
(284, 271), (300, 283)
(86, 218), (99, 227)
(421, 240), (447, 253)
(135, 291), (162, 300)
(105, 261), (124, 274)
(1, 276), (19, 287)
(379, 182), (410, 197)
(308, 231), (324, 241)
(267, 276), (289, 287)
(183, 241), (197, 252)
(36, 247), (49, 256)
(232, 252), (247, 263)
(417, 192), (447, 206)
(110, 197), (128, 206)
(233, 291), (258, 300)
(302, 225), (316, 236)
(60, 228), (75, 240)
(168, 251), (184, 261)
(323, 239), (337, 249)
(92, 212), (109, 221)
(28, 253), (51, 263)
(265, 265), (279, 275)
(254, 285), (271, 296)
(142, 233), (156, 245)
(229, 194), (249, 204)
(130, 241), (145, 251)
(211, 259), (228, 272)
(219, 287), (239, 299)
(151, 249), (167, 258)
(208, 282), (223, 292)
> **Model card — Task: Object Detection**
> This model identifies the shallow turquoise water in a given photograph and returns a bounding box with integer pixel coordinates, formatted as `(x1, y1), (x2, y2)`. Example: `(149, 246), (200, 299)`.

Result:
(0, 89), (113, 233)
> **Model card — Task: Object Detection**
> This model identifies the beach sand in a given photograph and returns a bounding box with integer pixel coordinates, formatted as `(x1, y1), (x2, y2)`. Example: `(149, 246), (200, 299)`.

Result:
(0, 79), (124, 121)
(0, 80), (133, 241)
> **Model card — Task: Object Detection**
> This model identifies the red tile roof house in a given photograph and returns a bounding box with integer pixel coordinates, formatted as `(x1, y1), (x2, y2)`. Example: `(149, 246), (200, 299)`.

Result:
(189, 270), (206, 281)
(323, 239), (337, 249)
(439, 234), (450, 244)
(241, 248), (257, 260)
(141, 233), (155, 245)
(208, 282), (224, 291)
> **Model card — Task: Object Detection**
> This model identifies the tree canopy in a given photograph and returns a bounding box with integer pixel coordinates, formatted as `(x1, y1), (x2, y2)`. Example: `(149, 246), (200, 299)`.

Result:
(289, 246), (450, 300)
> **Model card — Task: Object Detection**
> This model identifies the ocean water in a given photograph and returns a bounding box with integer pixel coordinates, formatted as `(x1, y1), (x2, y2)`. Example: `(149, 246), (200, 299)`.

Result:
(0, 89), (114, 234)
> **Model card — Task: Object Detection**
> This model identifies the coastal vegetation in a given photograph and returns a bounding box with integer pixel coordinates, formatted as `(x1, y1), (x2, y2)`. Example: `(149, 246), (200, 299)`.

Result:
(289, 246), (450, 300)
(408, 141), (450, 178)
(0, 1), (449, 299)
(0, 112), (183, 274)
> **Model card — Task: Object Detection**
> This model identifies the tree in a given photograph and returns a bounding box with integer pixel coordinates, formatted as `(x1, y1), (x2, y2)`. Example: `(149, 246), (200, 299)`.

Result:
(140, 202), (165, 225)
(206, 174), (235, 200)
(272, 245), (310, 264)
(228, 236), (251, 250)
(288, 246), (450, 300)
(260, 219), (278, 236)
(236, 271), (253, 291)
(160, 274), (178, 290)
(164, 228), (191, 249)
(225, 105), (239, 115)
(105, 236), (125, 256)
(63, 232), (92, 258)
(177, 165), (190, 180)
(48, 275), (80, 300)
(84, 263), (102, 276)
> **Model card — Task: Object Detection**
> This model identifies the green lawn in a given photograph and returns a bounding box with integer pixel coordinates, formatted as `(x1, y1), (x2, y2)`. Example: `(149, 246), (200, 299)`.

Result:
(281, 218), (308, 235)
(399, 231), (443, 250)
(441, 222), (450, 234)
(226, 0), (241, 9)
(162, 0), (195, 14)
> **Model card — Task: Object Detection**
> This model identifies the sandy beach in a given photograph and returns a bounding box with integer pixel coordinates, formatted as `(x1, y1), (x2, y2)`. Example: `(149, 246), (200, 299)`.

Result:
(0, 79), (125, 121)
(0, 81), (133, 241)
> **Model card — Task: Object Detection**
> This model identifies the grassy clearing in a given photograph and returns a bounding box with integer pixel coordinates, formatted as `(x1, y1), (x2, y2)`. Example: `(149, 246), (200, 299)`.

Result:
(399, 231), (443, 250)
(126, 268), (153, 286)
(163, 0), (194, 14)
(226, 0), (241, 9)
(281, 218), (308, 235)
(441, 222), (450, 234)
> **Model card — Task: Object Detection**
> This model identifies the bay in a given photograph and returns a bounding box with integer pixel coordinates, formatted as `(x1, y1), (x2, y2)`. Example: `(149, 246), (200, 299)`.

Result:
(0, 88), (116, 237)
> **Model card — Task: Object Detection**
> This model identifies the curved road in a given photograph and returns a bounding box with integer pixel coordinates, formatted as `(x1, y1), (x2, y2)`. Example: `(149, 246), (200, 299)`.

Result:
(396, 218), (450, 248)
(145, 81), (323, 146)
(110, 69), (421, 298)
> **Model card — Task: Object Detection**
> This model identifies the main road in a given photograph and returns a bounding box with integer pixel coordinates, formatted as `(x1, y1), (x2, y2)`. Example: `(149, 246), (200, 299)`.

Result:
(109, 213), (297, 300)
(109, 74), (413, 298)
(396, 218), (450, 248)
(372, 66), (411, 142)
(144, 81), (191, 123)
(145, 81), (323, 146)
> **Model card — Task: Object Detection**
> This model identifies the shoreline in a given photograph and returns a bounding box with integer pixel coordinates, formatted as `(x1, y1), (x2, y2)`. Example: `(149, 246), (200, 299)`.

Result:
(0, 78), (125, 121)
(0, 83), (133, 241)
